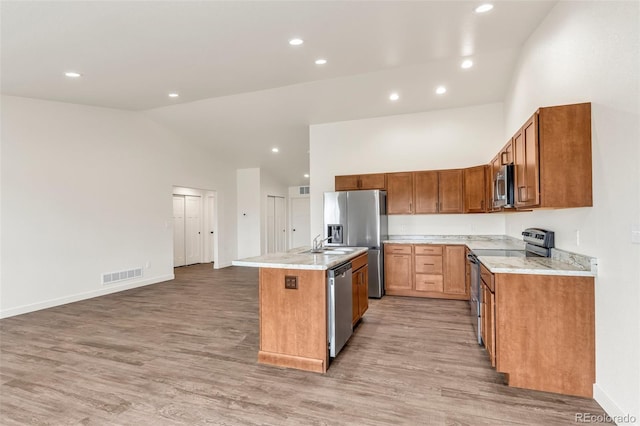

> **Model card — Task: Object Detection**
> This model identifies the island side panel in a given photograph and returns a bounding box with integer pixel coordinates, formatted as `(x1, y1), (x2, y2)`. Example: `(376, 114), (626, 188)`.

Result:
(495, 273), (595, 397)
(258, 268), (328, 373)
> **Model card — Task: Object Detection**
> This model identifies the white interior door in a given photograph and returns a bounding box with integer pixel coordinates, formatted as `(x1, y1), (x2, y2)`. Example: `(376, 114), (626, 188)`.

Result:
(291, 197), (310, 249)
(185, 195), (202, 265)
(266, 195), (286, 254)
(173, 195), (186, 267)
(205, 195), (215, 264)
(275, 196), (286, 252)
(266, 196), (276, 253)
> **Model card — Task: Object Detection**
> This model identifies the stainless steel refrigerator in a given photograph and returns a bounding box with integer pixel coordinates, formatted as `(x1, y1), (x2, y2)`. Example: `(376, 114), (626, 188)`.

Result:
(323, 190), (388, 298)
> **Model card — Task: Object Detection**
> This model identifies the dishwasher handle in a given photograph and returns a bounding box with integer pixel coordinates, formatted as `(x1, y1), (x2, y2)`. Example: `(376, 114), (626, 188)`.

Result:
(331, 262), (352, 277)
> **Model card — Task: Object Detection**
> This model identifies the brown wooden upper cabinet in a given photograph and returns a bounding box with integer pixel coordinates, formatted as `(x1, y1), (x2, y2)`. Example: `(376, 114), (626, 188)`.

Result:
(335, 173), (386, 191)
(414, 169), (463, 214)
(387, 172), (414, 214)
(513, 102), (592, 209)
(464, 165), (488, 213)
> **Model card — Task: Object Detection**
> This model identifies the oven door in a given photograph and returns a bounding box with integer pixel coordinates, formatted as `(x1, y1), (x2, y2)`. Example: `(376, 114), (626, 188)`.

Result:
(467, 253), (482, 344)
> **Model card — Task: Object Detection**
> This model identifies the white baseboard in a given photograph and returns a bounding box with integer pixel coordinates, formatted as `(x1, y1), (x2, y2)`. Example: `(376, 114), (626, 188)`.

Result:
(594, 384), (639, 426)
(0, 274), (175, 319)
(215, 261), (233, 269)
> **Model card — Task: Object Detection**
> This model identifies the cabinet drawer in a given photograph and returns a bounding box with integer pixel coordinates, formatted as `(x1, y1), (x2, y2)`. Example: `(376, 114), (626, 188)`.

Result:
(351, 253), (368, 271)
(384, 244), (412, 255)
(415, 274), (444, 292)
(414, 245), (443, 256)
(415, 255), (443, 274)
(480, 263), (495, 292)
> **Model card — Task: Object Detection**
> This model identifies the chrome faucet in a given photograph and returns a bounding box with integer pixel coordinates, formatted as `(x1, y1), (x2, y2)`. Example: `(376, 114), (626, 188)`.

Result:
(312, 234), (333, 252)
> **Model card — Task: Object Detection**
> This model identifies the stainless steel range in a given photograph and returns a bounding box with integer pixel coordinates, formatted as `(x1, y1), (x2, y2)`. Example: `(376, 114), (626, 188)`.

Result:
(467, 228), (555, 344)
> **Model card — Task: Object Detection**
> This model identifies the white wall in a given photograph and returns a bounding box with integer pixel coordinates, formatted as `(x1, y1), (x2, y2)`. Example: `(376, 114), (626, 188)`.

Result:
(236, 168), (261, 259)
(0, 95), (238, 318)
(309, 103), (506, 239)
(502, 2), (640, 422)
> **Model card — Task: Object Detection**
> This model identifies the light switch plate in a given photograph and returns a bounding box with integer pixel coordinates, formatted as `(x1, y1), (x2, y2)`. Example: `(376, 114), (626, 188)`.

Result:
(632, 225), (640, 244)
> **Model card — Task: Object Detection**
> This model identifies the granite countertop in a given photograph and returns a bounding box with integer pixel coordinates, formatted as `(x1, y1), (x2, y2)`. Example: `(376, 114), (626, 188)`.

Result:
(384, 235), (597, 277)
(477, 255), (596, 277)
(231, 246), (368, 271)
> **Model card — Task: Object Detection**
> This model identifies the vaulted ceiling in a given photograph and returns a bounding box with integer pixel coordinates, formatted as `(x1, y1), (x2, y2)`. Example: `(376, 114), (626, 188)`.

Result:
(1, 1), (557, 186)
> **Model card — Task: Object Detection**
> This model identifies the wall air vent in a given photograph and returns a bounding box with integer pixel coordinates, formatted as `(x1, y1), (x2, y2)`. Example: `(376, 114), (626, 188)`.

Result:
(102, 268), (142, 285)
(299, 186), (310, 195)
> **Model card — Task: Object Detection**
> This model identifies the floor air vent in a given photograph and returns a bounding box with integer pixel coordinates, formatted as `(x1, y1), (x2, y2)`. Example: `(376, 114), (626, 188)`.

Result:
(102, 268), (143, 285)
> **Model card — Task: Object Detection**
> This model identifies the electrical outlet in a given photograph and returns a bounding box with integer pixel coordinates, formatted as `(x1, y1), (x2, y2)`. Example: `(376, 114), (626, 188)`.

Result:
(285, 275), (298, 289)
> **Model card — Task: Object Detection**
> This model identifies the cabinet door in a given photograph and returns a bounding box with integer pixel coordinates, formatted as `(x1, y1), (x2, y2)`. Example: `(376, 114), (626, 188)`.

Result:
(464, 165), (487, 213)
(501, 140), (513, 165)
(358, 267), (369, 317)
(384, 245), (413, 291)
(359, 173), (386, 190)
(414, 171), (438, 214)
(352, 269), (360, 324)
(443, 245), (467, 296)
(335, 175), (360, 191)
(438, 170), (464, 213)
(387, 172), (414, 214)
(415, 255), (443, 274)
(513, 114), (540, 208)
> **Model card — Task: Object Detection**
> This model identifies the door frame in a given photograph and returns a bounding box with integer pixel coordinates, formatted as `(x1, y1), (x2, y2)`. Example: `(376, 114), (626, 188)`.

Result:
(172, 186), (219, 268)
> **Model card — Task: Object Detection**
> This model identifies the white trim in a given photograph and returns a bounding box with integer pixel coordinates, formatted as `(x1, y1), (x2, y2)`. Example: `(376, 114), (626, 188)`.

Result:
(0, 274), (174, 319)
(594, 384), (639, 426)
(214, 261), (233, 269)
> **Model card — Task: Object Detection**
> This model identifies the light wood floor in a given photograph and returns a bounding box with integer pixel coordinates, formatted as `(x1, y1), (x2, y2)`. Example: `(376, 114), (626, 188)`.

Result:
(1, 264), (610, 425)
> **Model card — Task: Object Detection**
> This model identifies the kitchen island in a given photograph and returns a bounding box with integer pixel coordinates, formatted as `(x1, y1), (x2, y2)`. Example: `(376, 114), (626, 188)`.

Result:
(232, 247), (368, 373)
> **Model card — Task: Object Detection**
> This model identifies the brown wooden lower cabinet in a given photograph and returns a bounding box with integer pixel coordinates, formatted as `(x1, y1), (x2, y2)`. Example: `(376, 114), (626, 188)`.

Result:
(492, 272), (595, 398)
(384, 244), (468, 300)
(351, 253), (368, 325)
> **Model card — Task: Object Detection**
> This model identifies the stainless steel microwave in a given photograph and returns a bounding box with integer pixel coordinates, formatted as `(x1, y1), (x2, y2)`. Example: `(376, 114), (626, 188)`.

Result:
(493, 164), (514, 208)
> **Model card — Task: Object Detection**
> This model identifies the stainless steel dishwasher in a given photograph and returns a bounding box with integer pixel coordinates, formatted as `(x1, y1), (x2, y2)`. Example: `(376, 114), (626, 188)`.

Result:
(327, 261), (353, 358)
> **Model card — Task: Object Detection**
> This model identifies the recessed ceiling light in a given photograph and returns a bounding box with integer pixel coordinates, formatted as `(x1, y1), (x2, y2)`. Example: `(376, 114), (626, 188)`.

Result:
(64, 71), (81, 78)
(315, 59), (327, 65)
(389, 92), (400, 101)
(461, 59), (474, 69)
(435, 86), (447, 95)
(289, 38), (304, 46)
(168, 93), (179, 98)
(272, 147), (279, 153)
(474, 3), (494, 13)
(304, 174), (310, 178)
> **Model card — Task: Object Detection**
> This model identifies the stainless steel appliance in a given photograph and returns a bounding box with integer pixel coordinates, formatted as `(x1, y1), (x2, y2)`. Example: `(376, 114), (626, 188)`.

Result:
(323, 190), (388, 298)
(467, 228), (555, 345)
(493, 164), (515, 209)
(327, 261), (353, 358)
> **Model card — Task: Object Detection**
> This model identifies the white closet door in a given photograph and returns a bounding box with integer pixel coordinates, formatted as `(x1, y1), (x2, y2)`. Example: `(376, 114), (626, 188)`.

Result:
(185, 195), (202, 265)
(275, 196), (286, 252)
(291, 197), (310, 249)
(173, 195), (186, 267)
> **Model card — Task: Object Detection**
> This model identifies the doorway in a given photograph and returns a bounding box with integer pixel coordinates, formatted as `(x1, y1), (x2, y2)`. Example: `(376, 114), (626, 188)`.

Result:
(266, 195), (286, 253)
(172, 187), (218, 268)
